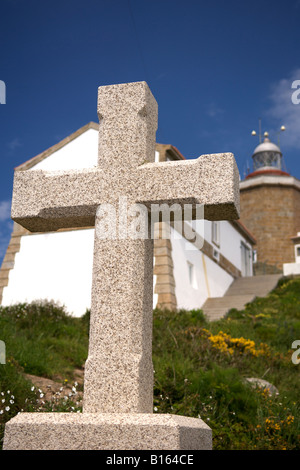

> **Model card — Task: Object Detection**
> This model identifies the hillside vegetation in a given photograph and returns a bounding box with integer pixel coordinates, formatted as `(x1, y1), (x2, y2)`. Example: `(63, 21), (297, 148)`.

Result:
(0, 276), (299, 449)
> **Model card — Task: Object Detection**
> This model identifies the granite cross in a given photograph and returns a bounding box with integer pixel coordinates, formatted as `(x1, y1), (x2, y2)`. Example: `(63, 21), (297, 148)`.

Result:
(11, 81), (239, 416)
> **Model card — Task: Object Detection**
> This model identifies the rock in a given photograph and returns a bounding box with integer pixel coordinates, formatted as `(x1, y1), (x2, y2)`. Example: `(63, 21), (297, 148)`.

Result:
(246, 377), (279, 395)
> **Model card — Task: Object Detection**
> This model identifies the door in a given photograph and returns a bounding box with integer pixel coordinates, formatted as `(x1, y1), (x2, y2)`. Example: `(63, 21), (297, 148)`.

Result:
(296, 245), (300, 263)
(241, 242), (251, 277)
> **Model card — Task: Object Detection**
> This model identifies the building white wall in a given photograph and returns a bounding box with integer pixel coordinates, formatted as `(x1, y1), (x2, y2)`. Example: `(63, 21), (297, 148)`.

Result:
(170, 226), (234, 311)
(283, 263), (300, 276)
(2, 228), (161, 317)
(171, 219), (254, 311)
(2, 219), (252, 316)
(202, 220), (252, 274)
(31, 128), (99, 171)
(2, 229), (95, 317)
(218, 221), (253, 274)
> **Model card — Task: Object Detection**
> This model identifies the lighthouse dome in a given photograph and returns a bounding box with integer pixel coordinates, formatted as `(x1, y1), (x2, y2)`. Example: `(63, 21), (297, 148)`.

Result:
(245, 134), (291, 178)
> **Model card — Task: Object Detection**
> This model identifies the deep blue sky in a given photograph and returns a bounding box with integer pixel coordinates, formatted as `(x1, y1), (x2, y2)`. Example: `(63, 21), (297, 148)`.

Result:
(1, 0), (300, 261)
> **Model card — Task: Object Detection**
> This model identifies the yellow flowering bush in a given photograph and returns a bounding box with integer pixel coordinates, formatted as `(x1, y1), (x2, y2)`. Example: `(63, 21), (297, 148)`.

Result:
(183, 326), (270, 358)
(256, 415), (296, 449)
(204, 330), (270, 357)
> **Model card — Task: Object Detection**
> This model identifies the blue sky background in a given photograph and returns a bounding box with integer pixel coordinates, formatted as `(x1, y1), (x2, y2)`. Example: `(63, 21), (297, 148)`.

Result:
(1, 0), (300, 262)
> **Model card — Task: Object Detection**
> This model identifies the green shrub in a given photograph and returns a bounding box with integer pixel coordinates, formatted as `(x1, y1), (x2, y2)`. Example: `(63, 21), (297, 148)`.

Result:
(1, 278), (300, 449)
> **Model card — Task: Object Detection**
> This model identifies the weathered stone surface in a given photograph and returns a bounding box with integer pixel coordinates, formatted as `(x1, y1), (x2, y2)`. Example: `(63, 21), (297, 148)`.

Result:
(83, 229), (154, 413)
(3, 413), (212, 450)
(11, 152), (239, 232)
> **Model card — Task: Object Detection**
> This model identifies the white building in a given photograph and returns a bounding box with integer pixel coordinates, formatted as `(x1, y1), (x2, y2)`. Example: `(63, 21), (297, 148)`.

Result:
(283, 233), (300, 276)
(0, 122), (255, 316)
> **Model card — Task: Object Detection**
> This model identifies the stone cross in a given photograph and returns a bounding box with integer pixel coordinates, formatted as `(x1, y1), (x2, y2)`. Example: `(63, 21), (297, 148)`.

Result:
(4, 82), (239, 450)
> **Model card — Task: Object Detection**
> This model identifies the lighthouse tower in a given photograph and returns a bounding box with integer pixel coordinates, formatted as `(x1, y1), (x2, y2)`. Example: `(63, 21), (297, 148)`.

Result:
(239, 131), (300, 273)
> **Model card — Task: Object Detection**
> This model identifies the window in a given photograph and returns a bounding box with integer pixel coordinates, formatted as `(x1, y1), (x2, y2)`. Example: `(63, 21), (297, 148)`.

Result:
(213, 249), (220, 262)
(297, 246), (300, 257)
(187, 261), (197, 289)
(212, 221), (220, 246)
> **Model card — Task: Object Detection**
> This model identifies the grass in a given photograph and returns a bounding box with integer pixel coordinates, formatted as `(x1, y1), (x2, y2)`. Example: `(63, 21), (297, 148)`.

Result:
(0, 277), (300, 449)
(0, 301), (89, 380)
(0, 301), (88, 446)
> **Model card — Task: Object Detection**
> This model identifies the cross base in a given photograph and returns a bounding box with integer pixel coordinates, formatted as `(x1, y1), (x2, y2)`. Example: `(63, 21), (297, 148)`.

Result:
(3, 412), (212, 450)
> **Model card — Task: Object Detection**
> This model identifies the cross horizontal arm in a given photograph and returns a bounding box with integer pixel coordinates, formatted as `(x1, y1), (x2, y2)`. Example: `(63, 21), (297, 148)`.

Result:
(11, 168), (104, 232)
(135, 152), (240, 220)
(11, 152), (240, 232)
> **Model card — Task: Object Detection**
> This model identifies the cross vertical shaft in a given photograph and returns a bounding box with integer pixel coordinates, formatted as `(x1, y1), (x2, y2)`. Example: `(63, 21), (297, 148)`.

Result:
(83, 82), (158, 413)
(83, 221), (154, 413)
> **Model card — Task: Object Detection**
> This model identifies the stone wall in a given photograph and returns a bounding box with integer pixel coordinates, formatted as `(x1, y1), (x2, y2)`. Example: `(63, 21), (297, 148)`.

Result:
(0, 223), (28, 304)
(240, 181), (300, 269)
